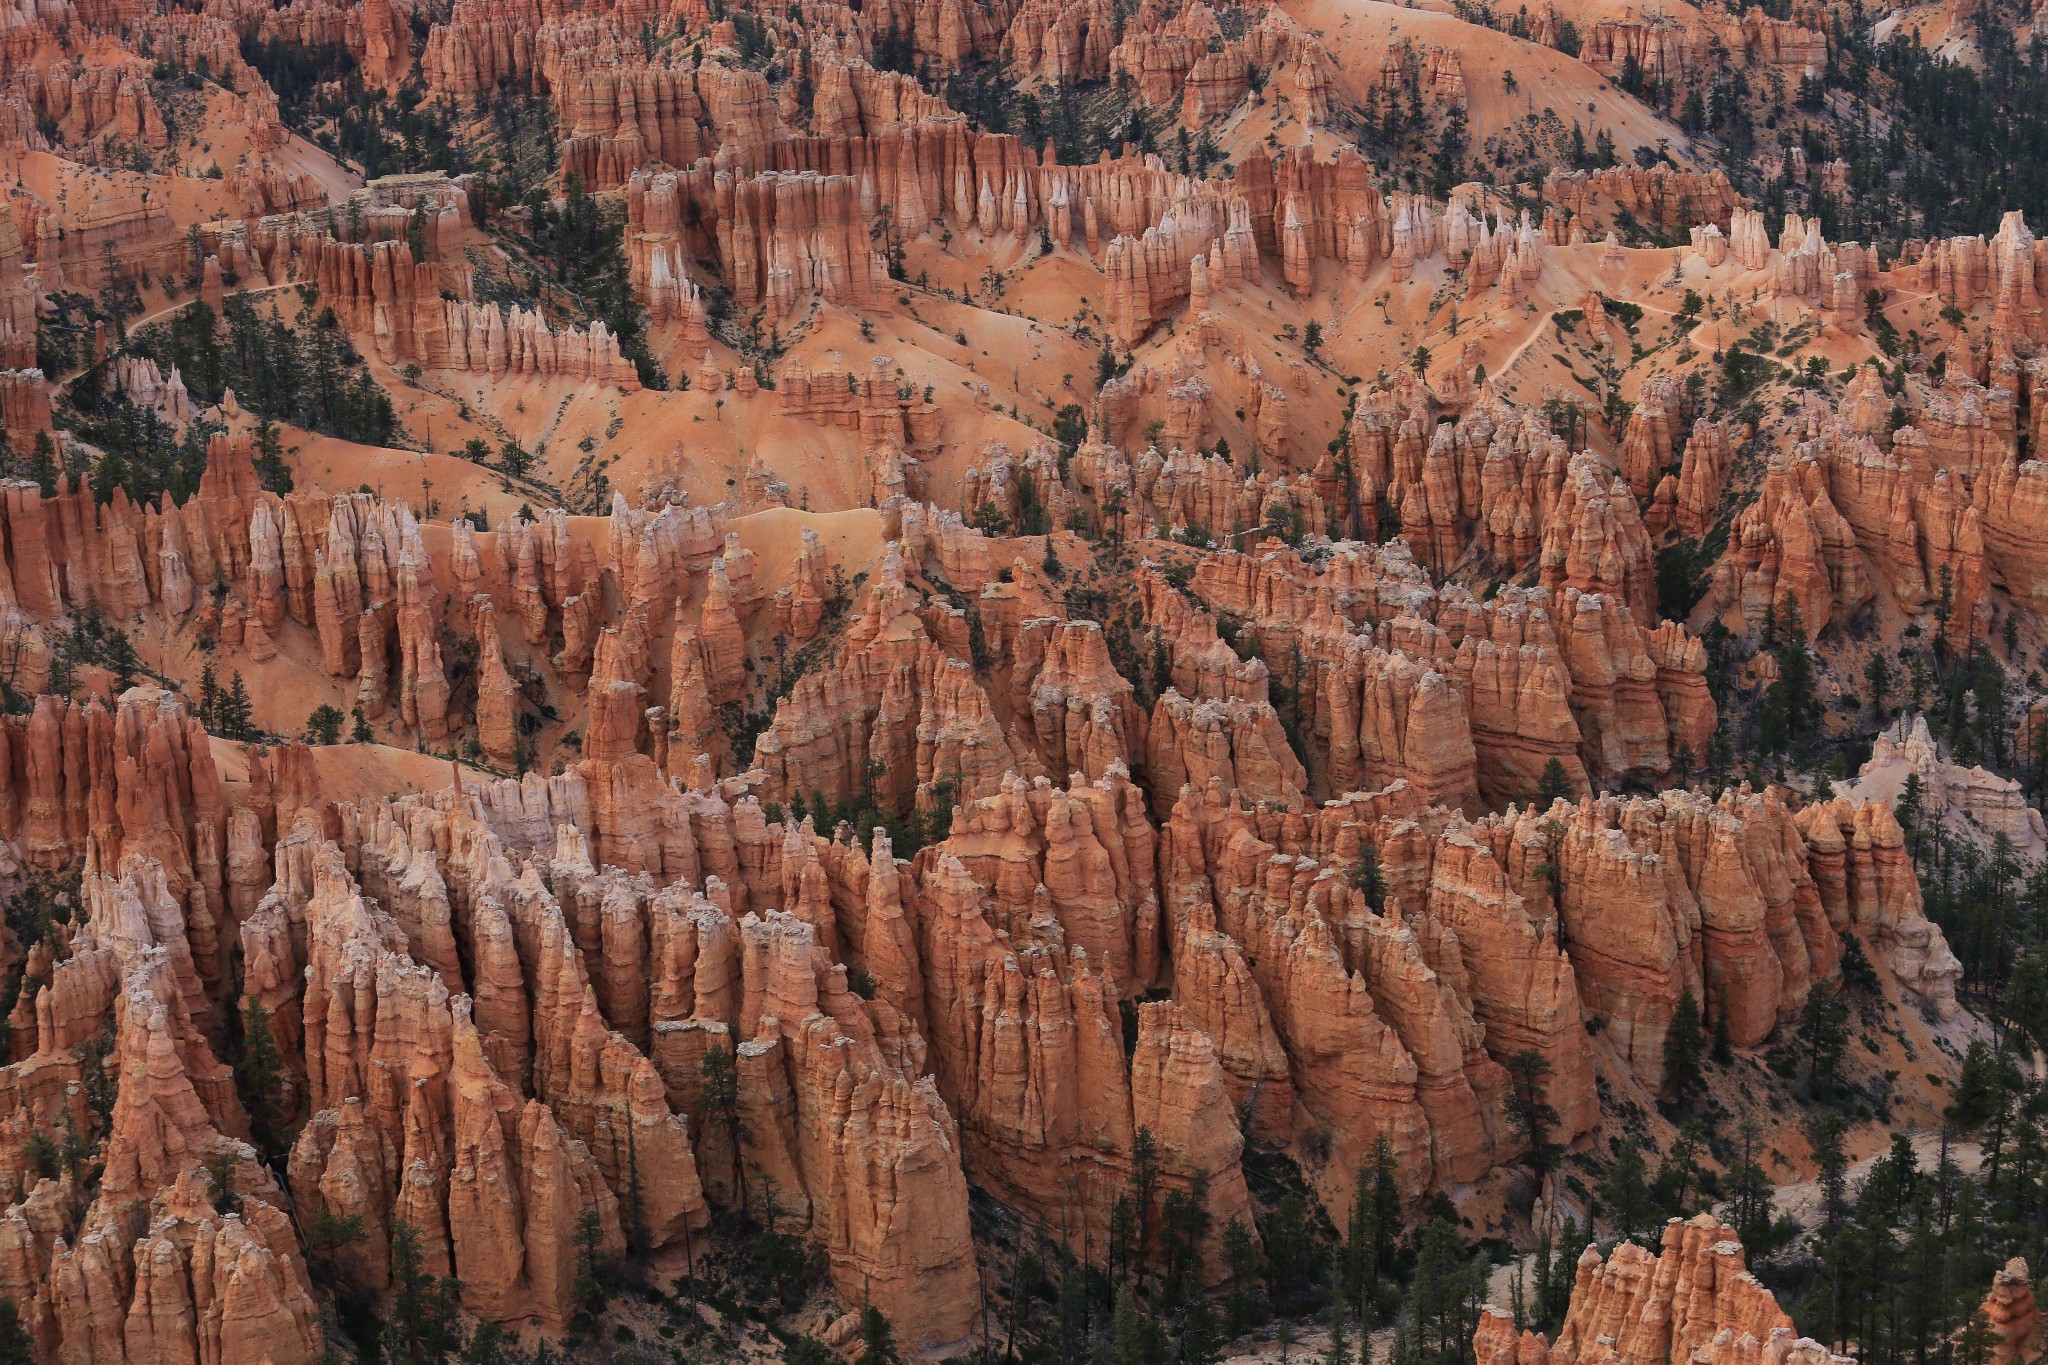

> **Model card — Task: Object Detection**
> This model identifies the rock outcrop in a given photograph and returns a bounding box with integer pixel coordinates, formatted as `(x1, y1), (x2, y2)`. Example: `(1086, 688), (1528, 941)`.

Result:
(248, 224), (640, 387)
(1979, 1259), (2038, 1365)
(1475, 1216), (1853, 1365)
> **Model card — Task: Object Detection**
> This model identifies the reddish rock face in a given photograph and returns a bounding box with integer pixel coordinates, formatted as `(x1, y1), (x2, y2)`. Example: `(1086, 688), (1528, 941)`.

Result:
(1184, 537), (1709, 802)
(0, 405), (1978, 1351)
(7, 0), (2047, 1347)
(1980, 1259), (2039, 1365)
(3, 667), (1943, 1352)
(1476, 1217), (1854, 1365)
(0, 848), (325, 1365)
(243, 759), (984, 1350)
(245, 228), (642, 387)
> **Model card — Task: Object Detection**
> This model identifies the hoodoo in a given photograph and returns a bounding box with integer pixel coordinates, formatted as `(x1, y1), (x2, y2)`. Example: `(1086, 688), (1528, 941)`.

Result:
(0, 0), (2038, 1358)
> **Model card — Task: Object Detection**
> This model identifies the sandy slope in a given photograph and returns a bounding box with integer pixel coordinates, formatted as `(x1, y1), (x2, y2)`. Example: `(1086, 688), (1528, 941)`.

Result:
(732, 505), (888, 594)
(1281, 0), (1693, 157)
(211, 735), (498, 804)
(287, 424), (542, 528)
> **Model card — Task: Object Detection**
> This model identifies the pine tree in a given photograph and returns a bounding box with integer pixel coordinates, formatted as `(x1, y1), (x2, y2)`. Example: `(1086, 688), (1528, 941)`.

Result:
(701, 1045), (747, 1217)
(230, 671), (255, 738)
(1388, 1318), (1414, 1365)
(1724, 1115), (1773, 1245)
(25, 433), (55, 497)
(1369, 1134), (1400, 1296)
(1798, 983), (1850, 1097)
(497, 440), (533, 479)
(571, 1208), (609, 1328)
(1956, 1310), (2001, 1365)
(305, 704), (344, 746)
(1351, 839), (1388, 912)
(1536, 757), (1574, 805)
(1652, 1121), (1708, 1219)
(461, 1323), (526, 1365)
(103, 630), (139, 691)
(1056, 1243), (1089, 1364)
(1504, 1050), (1561, 1172)
(1338, 1132), (1401, 1326)
(1900, 1195), (1949, 1359)
(1343, 1162), (1376, 1318)
(1539, 1216), (1577, 1328)
(44, 651), (72, 699)
(1774, 600), (1811, 694)
(1534, 818), (1566, 906)
(1407, 1214), (1471, 1365)
(1158, 1172), (1211, 1308)
(1710, 999), (1733, 1064)
(1811, 1113), (1849, 1233)
(207, 1149), (239, 1213)
(198, 662), (220, 730)
(1132, 1125), (1159, 1279)
(217, 672), (255, 740)
(0, 1298), (32, 1365)
(235, 999), (286, 1151)
(1222, 1217), (1266, 1334)
(1109, 1288), (1167, 1365)
(1865, 652), (1893, 714)
(1263, 1192), (1320, 1316)
(1866, 1131), (1924, 1231)
(622, 1096), (646, 1255)
(1109, 1193), (1139, 1291)
(1759, 597), (1817, 757)
(1946, 1041), (2012, 1131)
(253, 418), (292, 493)
(1180, 1292), (1224, 1365)
(859, 1305), (902, 1365)
(1898, 770), (1927, 867)
(1601, 1139), (1651, 1242)
(1323, 1305), (1350, 1365)
(102, 241), (130, 342)
(351, 705), (373, 743)
(1663, 992), (1706, 1105)
(305, 1209), (366, 1285)
(384, 1220), (465, 1364)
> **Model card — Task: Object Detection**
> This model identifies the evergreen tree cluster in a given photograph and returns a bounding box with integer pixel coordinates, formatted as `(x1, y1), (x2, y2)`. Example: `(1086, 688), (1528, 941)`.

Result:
(0, 430), (65, 498)
(0, 863), (80, 1060)
(975, 1129), (1535, 1365)
(1925, 638), (2013, 771)
(56, 395), (222, 510)
(1787, 1104), (2048, 1365)
(35, 291), (105, 381)
(38, 600), (145, 699)
(519, 174), (667, 390)
(194, 663), (260, 742)
(777, 772), (960, 858)
(1756, 598), (1819, 761)
(1811, 18), (2048, 249)
(134, 292), (401, 451)
(241, 35), (465, 183)
(1911, 821), (2048, 1050)
(237, 38), (358, 128)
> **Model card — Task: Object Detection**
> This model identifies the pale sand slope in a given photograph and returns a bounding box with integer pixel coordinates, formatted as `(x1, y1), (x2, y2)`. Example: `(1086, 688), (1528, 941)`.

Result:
(1282, 0), (1692, 157)
(211, 736), (497, 805)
